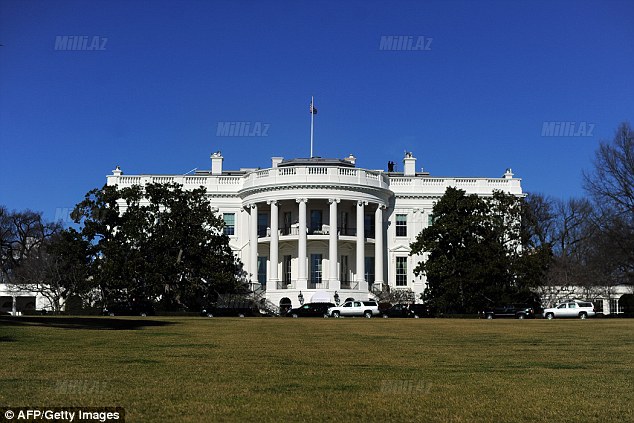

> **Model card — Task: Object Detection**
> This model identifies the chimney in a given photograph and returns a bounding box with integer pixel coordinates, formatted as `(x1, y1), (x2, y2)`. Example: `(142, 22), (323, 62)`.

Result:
(503, 168), (514, 179)
(112, 166), (123, 176)
(211, 151), (223, 175)
(272, 157), (283, 168)
(403, 151), (416, 176)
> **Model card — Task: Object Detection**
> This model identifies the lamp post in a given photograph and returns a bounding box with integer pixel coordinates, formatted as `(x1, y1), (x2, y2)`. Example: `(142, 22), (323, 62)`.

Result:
(298, 291), (304, 305)
(334, 291), (340, 306)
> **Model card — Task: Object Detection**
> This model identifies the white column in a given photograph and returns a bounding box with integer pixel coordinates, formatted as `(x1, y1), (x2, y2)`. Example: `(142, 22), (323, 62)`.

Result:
(297, 198), (308, 290)
(329, 198), (340, 290)
(374, 204), (385, 289)
(249, 203), (258, 285)
(356, 200), (367, 291)
(268, 200), (279, 291)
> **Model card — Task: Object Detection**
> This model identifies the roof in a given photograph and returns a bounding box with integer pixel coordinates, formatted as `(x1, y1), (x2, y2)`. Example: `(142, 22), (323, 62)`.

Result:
(277, 157), (355, 168)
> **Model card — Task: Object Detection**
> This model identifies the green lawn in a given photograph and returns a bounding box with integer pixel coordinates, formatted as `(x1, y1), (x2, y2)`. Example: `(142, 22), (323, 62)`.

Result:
(1, 316), (632, 422)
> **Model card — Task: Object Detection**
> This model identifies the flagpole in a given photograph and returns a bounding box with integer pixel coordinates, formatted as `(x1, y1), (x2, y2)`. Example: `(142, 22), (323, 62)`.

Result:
(310, 96), (314, 158)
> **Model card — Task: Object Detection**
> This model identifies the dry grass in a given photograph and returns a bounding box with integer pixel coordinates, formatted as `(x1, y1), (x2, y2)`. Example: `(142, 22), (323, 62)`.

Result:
(1, 316), (632, 422)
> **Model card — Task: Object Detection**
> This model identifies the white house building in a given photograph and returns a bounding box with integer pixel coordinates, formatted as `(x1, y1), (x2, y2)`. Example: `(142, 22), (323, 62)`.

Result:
(106, 151), (525, 311)
(3, 150), (630, 316)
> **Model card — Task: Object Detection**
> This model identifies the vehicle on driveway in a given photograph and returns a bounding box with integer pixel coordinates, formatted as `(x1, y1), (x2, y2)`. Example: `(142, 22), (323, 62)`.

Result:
(543, 300), (596, 319)
(381, 303), (432, 318)
(327, 300), (380, 318)
(201, 302), (259, 317)
(480, 304), (536, 319)
(202, 293), (261, 317)
(286, 302), (335, 318)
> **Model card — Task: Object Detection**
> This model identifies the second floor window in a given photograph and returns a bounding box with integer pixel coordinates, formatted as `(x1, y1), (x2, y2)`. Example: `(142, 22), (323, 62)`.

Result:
(396, 214), (407, 237)
(364, 214), (375, 237)
(258, 213), (268, 237)
(310, 210), (323, 233)
(223, 213), (235, 236)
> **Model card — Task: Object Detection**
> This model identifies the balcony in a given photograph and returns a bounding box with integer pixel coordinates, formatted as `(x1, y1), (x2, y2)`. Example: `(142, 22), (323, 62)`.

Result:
(241, 166), (390, 193)
(260, 225), (375, 241)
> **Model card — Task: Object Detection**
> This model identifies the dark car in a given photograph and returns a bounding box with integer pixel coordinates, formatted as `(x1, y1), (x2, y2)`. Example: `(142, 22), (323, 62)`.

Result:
(381, 303), (432, 318)
(202, 293), (262, 317)
(480, 304), (536, 319)
(286, 302), (335, 318)
(103, 301), (155, 317)
(202, 300), (260, 317)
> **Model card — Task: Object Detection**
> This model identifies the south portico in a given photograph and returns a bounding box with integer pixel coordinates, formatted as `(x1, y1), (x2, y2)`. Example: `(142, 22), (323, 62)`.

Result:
(238, 158), (392, 308)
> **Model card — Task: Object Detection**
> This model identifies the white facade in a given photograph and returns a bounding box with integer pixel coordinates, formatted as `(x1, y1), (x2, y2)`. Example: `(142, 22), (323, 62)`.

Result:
(0, 283), (53, 315)
(106, 151), (524, 310)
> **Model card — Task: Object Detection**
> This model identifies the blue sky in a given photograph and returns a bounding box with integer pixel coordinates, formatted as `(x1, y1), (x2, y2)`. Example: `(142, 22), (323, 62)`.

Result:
(1, 0), (632, 222)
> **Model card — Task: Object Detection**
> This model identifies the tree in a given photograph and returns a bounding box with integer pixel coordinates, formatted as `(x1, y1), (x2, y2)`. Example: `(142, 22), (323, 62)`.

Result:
(71, 182), (247, 310)
(411, 188), (548, 314)
(0, 206), (61, 285)
(531, 196), (597, 306)
(12, 229), (92, 313)
(583, 122), (634, 287)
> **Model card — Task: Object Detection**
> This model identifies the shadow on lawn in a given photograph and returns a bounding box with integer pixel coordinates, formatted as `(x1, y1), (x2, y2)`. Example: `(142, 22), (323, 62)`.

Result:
(0, 316), (177, 330)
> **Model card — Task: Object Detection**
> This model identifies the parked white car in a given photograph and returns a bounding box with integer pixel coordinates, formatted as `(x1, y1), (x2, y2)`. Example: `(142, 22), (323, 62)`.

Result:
(543, 300), (596, 319)
(327, 300), (380, 318)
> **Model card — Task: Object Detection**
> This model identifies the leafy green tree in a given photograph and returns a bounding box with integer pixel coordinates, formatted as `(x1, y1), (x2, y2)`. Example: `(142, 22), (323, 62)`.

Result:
(411, 188), (549, 314)
(72, 183), (247, 310)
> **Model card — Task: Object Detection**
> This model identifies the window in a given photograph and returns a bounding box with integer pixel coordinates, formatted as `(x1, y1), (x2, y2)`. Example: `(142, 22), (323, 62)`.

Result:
(258, 213), (268, 237)
(340, 255), (349, 282)
(339, 211), (349, 235)
(427, 214), (434, 227)
(257, 256), (267, 285)
(609, 299), (624, 314)
(310, 254), (323, 283)
(365, 256), (375, 284)
(396, 214), (407, 237)
(364, 213), (375, 237)
(283, 212), (292, 235)
(223, 213), (235, 236)
(283, 255), (292, 282)
(396, 257), (407, 286)
(310, 210), (323, 233)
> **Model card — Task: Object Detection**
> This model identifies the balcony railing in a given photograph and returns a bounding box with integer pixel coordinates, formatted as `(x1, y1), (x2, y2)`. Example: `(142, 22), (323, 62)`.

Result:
(240, 166), (390, 192)
(261, 226), (375, 238)
(280, 226), (298, 236)
(277, 281), (296, 289)
(339, 280), (359, 290)
(308, 280), (329, 289)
